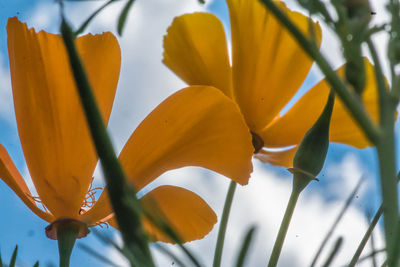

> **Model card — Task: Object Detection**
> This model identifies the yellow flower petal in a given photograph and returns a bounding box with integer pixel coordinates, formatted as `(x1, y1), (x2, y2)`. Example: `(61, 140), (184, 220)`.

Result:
(119, 85), (253, 190)
(227, 0), (321, 132)
(142, 185), (217, 243)
(81, 86), (253, 224)
(0, 145), (54, 222)
(163, 13), (233, 97)
(109, 185), (217, 243)
(255, 146), (297, 167)
(260, 59), (379, 149)
(7, 18), (120, 218)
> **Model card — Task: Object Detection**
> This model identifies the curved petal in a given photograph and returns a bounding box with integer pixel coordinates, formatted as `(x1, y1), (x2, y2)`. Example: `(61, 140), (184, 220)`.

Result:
(163, 12), (233, 97)
(0, 145), (54, 222)
(108, 185), (217, 243)
(227, 0), (322, 132)
(81, 86), (253, 223)
(260, 59), (379, 149)
(255, 146), (297, 167)
(120, 85), (253, 189)
(7, 18), (120, 218)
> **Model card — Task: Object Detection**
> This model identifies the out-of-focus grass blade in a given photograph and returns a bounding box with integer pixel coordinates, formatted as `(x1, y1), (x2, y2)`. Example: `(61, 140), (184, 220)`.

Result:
(75, 0), (116, 35)
(310, 176), (364, 267)
(321, 237), (343, 267)
(0, 249), (3, 267)
(351, 248), (385, 266)
(144, 211), (203, 267)
(198, 0), (205, 3)
(9, 245), (17, 267)
(235, 226), (256, 267)
(78, 243), (121, 267)
(90, 228), (135, 263)
(366, 210), (378, 267)
(117, 0), (135, 36)
(60, 17), (154, 266)
(153, 243), (187, 267)
(349, 173), (400, 266)
(33, 261), (39, 267)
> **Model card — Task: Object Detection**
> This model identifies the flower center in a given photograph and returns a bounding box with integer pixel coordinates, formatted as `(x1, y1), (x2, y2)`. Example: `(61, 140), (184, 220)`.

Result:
(251, 131), (264, 154)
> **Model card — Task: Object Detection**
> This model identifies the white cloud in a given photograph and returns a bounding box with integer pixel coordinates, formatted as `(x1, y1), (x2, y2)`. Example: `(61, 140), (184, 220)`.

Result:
(0, 53), (13, 121)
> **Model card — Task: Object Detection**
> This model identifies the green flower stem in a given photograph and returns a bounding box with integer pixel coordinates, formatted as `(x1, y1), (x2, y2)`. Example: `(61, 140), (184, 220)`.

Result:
(57, 224), (79, 267)
(259, 0), (380, 145)
(367, 35), (399, 263)
(376, 94), (398, 263)
(267, 189), (300, 267)
(377, 129), (398, 266)
(60, 18), (154, 266)
(213, 181), (237, 267)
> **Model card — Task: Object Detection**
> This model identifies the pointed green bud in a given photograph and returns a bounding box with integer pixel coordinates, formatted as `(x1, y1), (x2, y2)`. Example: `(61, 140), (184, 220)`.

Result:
(343, 0), (372, 32)
(291, 91), (335, 193)
(345, 55), (366, 95)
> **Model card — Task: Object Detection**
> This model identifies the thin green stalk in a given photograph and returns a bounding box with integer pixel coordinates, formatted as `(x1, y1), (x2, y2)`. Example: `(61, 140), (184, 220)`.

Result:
(348, 206), (383, 267)
(213, 181), (237, 267)
(258, 0), (380, 144)
(75, 0), (117, 35)
(354, 248), (386, 265)
(267, 190), (300, 267)
(310, 176), (364, 267)
(235, 227), (257, 267)
(376, 104), (398, 264)
(153, 244), (187, 267)
(369, 213), (378, 267)
(349, 173), (400, 266)
(366, 37), (389, 99)
(60, 18), (154, 266)
(321, 237), (343, 267)
(57, 224), (79, 267)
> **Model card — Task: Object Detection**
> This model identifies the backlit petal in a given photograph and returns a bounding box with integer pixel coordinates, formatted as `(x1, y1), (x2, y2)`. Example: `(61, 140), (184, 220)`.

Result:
(260, 59), (379, 149)
(120, 86), (253, 189)
(163, 13), (233, 97)
(109, 185), (217, 243)
(0, 145), (54, 222)
(81, 86), (253, 224)
(255, 146), (297, 167)
(228, 0), (321, 131)
(7, 18), (120, 218)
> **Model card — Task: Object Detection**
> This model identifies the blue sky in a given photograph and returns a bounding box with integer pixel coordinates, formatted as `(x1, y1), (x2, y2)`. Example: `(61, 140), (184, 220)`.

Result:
(0, 0), (396, 266)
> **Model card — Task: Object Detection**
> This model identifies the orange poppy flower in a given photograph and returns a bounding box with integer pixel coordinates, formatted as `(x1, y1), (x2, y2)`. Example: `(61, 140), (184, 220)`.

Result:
(163, 0), (379, 167)
(0, 17), (253, 242)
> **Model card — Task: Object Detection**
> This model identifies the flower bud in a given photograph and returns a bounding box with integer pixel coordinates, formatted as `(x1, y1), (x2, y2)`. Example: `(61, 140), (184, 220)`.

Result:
(291, 91), (335, 193)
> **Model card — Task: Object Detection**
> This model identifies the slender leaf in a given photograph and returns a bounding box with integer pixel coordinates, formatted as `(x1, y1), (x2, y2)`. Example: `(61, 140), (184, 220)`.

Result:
(60, 17), (154, 266)
(235, 227), (257, 267)
(321, 237), (343, 267)
(117, 0), (135, 36)
(310, 176), (364, 266)
(33, 261), (39, 267)
(153, 243), (187, 267)
(75, 0), (117, 35)
(9, 246), (17, 267)
(79, 243), (121, 267)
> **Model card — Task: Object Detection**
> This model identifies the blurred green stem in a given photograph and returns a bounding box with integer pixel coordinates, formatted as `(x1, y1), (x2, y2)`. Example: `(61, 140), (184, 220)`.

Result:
(213, 181), (237, 267)
(60, 18), (154, 266)
(57, 224), (79, 267)
(267, 189), (300, 267)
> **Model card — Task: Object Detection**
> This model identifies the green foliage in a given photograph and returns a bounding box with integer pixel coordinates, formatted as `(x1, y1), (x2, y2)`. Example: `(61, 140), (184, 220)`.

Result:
(235, 227), (257, 267)
(117, 0), (135, 36)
